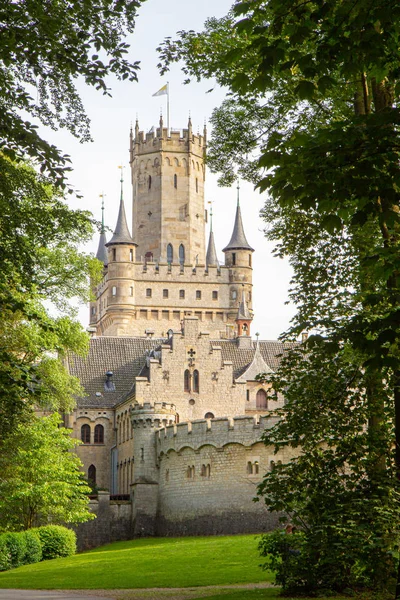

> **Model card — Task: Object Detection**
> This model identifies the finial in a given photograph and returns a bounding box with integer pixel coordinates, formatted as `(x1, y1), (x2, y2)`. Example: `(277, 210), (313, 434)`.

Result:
(208, 200), (213, 232)
(99, 193), (106, 232)
(118, 165), (125, 201)
(237, 179), (240, 206)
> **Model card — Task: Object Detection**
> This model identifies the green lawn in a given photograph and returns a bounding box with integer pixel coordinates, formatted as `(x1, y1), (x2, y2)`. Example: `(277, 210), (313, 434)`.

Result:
(191, 592), (343, 600)
(0, 535), (274, 589)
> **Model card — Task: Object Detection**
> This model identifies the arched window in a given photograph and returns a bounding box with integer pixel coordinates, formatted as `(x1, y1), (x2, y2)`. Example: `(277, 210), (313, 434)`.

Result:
(184, 369), (191, 392)
(193, 370), (199, 393)
(148, 175), (152, 190)
(179, 244), (185, 265)
(256, 389), (268, 410)
(130, 249), (133, 261)
(88, 465), (96, 485)
(196, 178), (198, 193)
(94, 424), (104, 444)
(174, 174), (177, 189)
(247, 461), (253, 475)
(205, 412), (214, 419)
(81, 424), (90, 444)
(167, 243), (173, 263)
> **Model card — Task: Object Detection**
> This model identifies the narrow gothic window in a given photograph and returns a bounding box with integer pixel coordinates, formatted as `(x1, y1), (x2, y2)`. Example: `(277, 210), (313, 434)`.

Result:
(256, 389), (268, 410)
(148, 175), (152, 190)
(167, 244), (173, 263)
(88, 464), (96, 485)
(232, 253), (236, 266)
(174, 174), (177, 188)
(112, 286), (117, 296)
(254, 461), (259, 474)
(130, 287), (133, 296)
(113, 248), (116, 261)
(193, 370), (199, 393)
(196, 178), (198, 193)
(81, 424), (90, 444)
(130, 249), (133, 261)
(246, 389), (250, 401)
(94, 424), (104, 444)
(249, 254), (252, 266)
(247, 461), (253, 475)
(184, 369), (191, 392)
(179, 244), (185, 265)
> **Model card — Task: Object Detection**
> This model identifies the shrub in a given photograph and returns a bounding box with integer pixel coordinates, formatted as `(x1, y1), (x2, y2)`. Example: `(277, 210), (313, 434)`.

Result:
(37, 525), (76, 560)
(23, 530), (42, 564)
(0, 535), (11, 572)
(4, 532), (27, 568)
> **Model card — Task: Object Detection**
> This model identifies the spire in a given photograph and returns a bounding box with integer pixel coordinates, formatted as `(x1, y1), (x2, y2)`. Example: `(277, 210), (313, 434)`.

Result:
(188, 113), (192, 137)
(222, 181), (254, 252)
(106, 167), (136, 246)
(206, 202), (219, 267)
(237, 286), (252, 321)
(135, 117), (139, 142)
(236, 335), (273, 382)
(96, 194), (108, 265)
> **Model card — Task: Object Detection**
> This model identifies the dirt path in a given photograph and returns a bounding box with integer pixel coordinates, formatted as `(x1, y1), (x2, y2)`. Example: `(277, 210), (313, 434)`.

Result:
(67, 582), (274, 600)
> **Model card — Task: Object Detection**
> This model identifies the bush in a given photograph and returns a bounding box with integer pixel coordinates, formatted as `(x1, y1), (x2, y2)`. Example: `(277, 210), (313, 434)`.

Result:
(23, 530), (42, 564)
(4, 532), (27, 568)
(37, 525), (76, 560)
(0, 535), (11, 572)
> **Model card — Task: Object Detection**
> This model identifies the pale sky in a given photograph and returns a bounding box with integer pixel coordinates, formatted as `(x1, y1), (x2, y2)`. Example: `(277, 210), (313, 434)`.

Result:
(44, 0), (295, 339)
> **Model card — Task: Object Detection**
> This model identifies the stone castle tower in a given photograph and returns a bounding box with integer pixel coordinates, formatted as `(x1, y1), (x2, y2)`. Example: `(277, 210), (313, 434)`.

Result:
(90, 118), (255, 339)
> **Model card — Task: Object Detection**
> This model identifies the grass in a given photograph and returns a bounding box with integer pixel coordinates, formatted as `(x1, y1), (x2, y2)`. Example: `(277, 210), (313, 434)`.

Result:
(191, 592), (343, 600)
(0, 534), (274, 590)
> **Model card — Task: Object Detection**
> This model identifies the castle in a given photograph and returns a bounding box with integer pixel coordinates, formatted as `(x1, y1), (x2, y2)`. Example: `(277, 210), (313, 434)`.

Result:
(66, 117), (295, 548)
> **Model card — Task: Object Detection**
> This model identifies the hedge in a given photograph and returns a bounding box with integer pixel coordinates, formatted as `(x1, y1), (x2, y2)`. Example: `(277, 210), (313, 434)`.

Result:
(0, 525), (75, 571)
(36, 525), (76, 560)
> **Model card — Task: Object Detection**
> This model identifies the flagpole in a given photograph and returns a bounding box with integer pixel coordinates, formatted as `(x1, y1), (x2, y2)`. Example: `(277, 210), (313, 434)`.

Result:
(167, 81), (170, 134)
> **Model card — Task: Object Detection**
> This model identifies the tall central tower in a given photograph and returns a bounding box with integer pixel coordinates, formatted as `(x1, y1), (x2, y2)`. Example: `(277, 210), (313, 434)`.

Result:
(130, 117), (206, 266)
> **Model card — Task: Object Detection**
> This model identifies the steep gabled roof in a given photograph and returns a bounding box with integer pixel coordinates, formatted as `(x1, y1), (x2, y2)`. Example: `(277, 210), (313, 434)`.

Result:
(236, 339), (274, 382)
(106, 198), (136, 246)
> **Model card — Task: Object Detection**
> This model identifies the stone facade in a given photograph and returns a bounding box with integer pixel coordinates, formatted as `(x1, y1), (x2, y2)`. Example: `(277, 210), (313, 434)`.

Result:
(66, 118), (295, 546)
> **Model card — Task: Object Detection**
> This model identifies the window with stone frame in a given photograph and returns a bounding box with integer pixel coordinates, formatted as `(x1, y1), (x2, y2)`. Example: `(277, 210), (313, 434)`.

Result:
(88, 464), (96, 485)
(256, 389), (268, 409)
(146, 288), (152, 298)
(94, 424), (104, 444)
(196, 290), (201, 299)
(212, 290), (218, 300)
(163, 289), (169, 298)
(81, 424), (90, 444)
(179, 289), (185, 299)
(193, 369), (199, 393)
(184, 369), (191, 392)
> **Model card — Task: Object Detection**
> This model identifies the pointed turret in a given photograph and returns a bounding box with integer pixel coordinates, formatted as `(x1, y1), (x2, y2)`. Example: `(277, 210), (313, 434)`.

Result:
(237, 336), (273, 382)
(106, 168), (137, 247)
(223, 182), (254, 252)
(206, 205), (218, 267)
(236, 285), (252, 337)
(96, 197), (108, 266)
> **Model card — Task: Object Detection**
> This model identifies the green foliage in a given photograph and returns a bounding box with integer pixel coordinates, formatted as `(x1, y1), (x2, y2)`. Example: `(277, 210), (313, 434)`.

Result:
(3, 533), (27, 569)
(159, 0), (400, 595)
(37, 526), (76, 560)
(0, 0), (142, 185)
(23, 531), (42, 565)
(0, 413), (95, 530)
(0, 537), (10, 573)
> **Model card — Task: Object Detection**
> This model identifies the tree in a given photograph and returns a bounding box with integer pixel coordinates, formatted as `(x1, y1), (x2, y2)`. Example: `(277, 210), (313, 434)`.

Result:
(158, 1), (400, 594)
(0, 155), (102, 443)
(0, 413), (94, 530)
(0, 0), (142, 186)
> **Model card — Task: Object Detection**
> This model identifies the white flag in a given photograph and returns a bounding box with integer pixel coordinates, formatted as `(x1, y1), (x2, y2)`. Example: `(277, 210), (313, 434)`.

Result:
(152, 84), (168, 97)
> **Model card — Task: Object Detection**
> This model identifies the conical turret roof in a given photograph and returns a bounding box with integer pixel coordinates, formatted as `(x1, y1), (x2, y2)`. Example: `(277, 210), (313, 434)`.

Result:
(237, 338), (274, 382)
(223, 203), (254, 252)
(206, 230), (219, 267)
(237, 287), (252, 321)
(106, 198), (136, 246)
(96, 231), (108, 265)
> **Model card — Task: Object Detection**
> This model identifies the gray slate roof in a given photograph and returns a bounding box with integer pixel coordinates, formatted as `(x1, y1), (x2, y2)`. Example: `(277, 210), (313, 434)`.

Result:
(206, 230), (219, 267)
(67, 337), (294, 409)
(96, 231), (108, 265)
(223, 204), (254, 252)
(106, 199), (136, 246)
(236, 340), (274, 381)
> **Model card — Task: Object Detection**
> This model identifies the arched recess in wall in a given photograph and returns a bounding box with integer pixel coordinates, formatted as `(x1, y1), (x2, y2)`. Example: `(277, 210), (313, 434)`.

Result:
(167, 244), (173, 263)
(94, 424), (104, 444)
(256, 389), (268, 409)
(205, 412), (214, 419)
(88, 464), (96, 485)
(179, 244), (185, 265)
(184, 369), (191, 392)
(193, 370), (199, 393)
(81, 424), (90, 444)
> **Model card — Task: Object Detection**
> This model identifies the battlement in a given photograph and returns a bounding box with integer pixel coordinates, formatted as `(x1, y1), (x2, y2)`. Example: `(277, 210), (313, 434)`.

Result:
(132, 127), (206, 156)
(136, 261), (229, 282)
(131, 401), (176, 429)
(157, 415), (278, 455)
